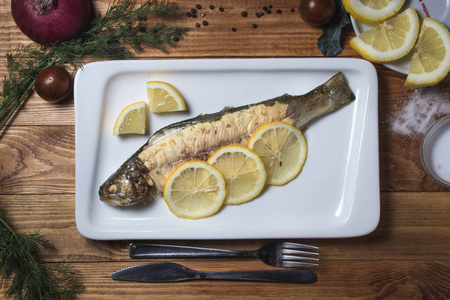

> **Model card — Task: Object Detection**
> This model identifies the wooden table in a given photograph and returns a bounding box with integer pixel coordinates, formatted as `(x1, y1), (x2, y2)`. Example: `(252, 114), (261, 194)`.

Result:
(1, 0), (449, 298)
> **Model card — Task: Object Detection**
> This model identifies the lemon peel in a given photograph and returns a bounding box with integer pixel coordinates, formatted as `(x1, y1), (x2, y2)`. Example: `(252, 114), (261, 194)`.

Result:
(146, 81), (187, 113)
(405, 17), (450, 88)
(163, 161), (226, 219)
(248, 121), (307, 186)
(349, 7), (420, 63)
(208, 145), (266, 205)
(343, 0), (406, 25)
(113, 101), (146, 135)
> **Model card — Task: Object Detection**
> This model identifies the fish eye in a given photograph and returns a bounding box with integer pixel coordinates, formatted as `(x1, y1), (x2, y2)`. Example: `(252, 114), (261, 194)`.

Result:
(108, 184), (118, 194)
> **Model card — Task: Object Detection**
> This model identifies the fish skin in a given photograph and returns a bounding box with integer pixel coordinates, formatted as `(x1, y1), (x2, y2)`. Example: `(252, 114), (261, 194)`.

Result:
(99, 72), (355, 207)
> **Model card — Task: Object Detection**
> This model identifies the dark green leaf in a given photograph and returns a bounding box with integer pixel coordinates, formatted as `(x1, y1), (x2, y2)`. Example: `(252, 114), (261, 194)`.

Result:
(318, 0), (351, 57)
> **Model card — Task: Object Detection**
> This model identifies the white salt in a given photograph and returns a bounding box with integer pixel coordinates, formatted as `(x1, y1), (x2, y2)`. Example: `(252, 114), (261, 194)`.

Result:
(427, 120), (450, 182)
(391, 88), (450, 137)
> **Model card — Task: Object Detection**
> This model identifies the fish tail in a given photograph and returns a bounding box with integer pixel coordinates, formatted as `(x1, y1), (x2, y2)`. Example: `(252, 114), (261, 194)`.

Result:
(321, 72), (356, 107)
(286, 72), (355, 128)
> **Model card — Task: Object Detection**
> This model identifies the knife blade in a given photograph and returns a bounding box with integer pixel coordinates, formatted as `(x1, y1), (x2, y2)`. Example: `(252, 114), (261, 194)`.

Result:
(110, 262), (317, 283)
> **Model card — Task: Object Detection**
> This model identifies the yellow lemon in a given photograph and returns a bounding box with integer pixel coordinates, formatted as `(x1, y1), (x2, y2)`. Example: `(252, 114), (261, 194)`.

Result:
(349, 7), (420, 63)
(113, 101), (146, 135)
(163, 161), (226, 219)
(343, 0), (406, 25)
(405, 17), (450, 88)
(146, 81), (187, 113)
(247, 121), (307, 185)
(208, 145), (266, 205)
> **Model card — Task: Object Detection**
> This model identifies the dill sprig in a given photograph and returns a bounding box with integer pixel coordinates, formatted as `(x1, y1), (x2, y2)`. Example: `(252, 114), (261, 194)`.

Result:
(0, 0), (189, 132)
(0, 208), (84, 299)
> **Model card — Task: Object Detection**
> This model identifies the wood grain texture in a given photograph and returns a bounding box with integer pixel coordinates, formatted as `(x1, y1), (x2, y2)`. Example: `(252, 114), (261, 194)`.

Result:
(1, 260), (448, 299)
(0, 126), (74, 194)
(0, 0), (449, 298)
(0, 192), (448, 298)
(0, 193), (448, 262)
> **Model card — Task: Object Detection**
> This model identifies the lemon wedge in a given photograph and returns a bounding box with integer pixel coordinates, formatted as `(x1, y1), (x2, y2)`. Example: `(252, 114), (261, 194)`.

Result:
(163, 161), (226, 219)
(349, 7), (420, 63)
(146, 81), (187, 113)
(343, 0), (405, 25)
(113, 101), (146, 135)
(247, 121), (307, 186)
(207, 145), (266, 205)
(405, 17), (450, 88)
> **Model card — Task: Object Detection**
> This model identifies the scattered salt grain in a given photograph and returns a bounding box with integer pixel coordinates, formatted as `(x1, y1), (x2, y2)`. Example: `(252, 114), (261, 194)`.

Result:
(391, 87), (450, 137)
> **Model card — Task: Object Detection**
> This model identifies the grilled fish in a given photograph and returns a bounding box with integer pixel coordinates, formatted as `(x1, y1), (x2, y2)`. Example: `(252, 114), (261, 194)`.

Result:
(99, 72), (355, 207)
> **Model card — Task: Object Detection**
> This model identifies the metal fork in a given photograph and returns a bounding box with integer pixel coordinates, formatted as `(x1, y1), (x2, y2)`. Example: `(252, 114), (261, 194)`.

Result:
(129, 242), (319, 268)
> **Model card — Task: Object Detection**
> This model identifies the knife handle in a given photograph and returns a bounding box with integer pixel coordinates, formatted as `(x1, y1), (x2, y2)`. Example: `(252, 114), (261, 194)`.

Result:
(129, 243), (255, 259)
(203, 269), (317, 283)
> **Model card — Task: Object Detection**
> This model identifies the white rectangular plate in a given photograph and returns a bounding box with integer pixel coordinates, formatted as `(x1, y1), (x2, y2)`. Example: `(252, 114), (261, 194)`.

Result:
(75, 58), (380, 240)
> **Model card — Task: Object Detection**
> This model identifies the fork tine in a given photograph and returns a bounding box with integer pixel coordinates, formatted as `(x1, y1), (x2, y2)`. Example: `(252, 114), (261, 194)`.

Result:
(282, 249), (319, 256)
(280, 261), (319, 268)
(282, 242), (319, 250)
(278, 242), (320, 268)
(282, 254), (319, 262)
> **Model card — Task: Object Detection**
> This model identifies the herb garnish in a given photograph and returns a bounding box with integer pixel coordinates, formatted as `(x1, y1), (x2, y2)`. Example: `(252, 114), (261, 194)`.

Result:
(0, 208), (84, 299)
(317, 0), (351, 56)
(0, 0), (189, 133)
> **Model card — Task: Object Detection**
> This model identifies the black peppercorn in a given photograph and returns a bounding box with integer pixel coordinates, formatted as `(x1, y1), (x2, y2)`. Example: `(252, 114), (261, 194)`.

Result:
(266, 9), (272, 14)
(209, 5), (214, 9)
(219, 7), (224, 12)
(173, 37), (180, 42)
(186, 12), (192, 17)
(252, 23), (257, 28)
(231, 27), (236, 32)
(290, 8), (295, 12)
(263, 6), (268, 11)
(268, 4), (273, 8)
(196, 23), (201, 27)
(202, 20), (208, 26)
(256, 12), (261, 18)
(196, 4), (202, 9)
(241, 11), (248, 17)
(191, 8), (197, 14)
(277, 9), (282, 14)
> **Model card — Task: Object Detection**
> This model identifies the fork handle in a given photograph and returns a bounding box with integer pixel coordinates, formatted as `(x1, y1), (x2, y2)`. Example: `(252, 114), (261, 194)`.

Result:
(129, 243), (256, 259)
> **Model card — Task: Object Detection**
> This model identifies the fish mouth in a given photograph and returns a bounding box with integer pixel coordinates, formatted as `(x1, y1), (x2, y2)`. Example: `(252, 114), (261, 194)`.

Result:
(98, 153), (152, 207)
(99, 174), (151, 207)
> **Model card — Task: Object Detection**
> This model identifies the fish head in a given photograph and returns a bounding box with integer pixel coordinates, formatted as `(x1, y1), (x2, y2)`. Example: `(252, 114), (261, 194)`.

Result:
(99, 157), (151, 206)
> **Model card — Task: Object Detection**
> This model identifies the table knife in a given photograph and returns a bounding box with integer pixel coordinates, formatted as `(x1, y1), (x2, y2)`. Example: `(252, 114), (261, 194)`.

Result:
(110, 262), (317, 283)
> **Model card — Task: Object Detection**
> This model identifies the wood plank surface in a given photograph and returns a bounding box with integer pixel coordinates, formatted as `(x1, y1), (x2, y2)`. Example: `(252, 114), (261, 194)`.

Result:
(0, 192), (449, 261)
(0, 0), (449, 299)
(0, 192), (449, 298)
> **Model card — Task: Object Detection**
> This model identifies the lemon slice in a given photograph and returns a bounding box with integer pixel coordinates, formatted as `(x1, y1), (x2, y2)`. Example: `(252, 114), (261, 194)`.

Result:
(113, 101), (146, 135)
(207, 145), (266, 205)
(405, 18), (450, 88)
(247, 121), (307, 186)
(349, 7), (420, 63)
(146, 81), (187, 113)
(163, 161), (226, 219)
(343, 0), (405, 25)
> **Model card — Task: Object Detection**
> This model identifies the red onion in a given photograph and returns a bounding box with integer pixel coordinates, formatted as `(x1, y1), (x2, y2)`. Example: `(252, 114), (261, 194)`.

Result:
(11, 0), (91, 44)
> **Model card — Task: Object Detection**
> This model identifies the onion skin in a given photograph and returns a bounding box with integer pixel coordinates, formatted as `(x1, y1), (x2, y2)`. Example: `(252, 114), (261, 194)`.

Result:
(11, 0), (91, 44)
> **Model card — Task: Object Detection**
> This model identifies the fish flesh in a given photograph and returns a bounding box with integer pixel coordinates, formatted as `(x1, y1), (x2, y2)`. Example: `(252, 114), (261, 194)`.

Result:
(99, 72), (355, 207)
